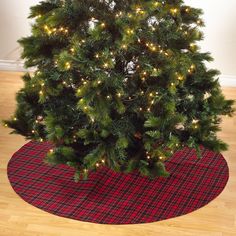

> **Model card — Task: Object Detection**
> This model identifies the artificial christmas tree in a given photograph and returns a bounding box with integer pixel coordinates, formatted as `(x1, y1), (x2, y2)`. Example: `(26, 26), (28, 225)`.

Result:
(4, 0), (234, 181)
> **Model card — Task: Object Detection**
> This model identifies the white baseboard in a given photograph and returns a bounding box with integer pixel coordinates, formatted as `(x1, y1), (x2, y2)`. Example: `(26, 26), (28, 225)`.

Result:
(218, 75), (236, 87)
(0, 60), (26, 72)
(0, 60), (236, 87)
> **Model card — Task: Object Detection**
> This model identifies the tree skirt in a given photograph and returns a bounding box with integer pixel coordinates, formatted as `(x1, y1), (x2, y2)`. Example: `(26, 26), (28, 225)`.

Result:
(7, 141), (229, 224)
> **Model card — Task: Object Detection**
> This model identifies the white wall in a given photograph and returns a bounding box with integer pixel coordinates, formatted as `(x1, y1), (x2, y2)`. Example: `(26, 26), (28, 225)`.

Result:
(0, 0), (39, 61)
(184, 0), (236, 77)
(0, 0), (236, 77)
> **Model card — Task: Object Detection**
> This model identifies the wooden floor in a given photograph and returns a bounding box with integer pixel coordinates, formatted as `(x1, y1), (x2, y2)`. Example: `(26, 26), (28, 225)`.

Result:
(0, 71), (235, 236)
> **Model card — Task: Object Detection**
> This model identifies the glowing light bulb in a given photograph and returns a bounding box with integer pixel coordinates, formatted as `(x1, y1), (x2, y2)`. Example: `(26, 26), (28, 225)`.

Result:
(65, 62), (71, 69)
(103, 63), (109, 68)
(170, 8), (178, 14)
(101, 159), (105, 163)
(151, 46), (157, 51)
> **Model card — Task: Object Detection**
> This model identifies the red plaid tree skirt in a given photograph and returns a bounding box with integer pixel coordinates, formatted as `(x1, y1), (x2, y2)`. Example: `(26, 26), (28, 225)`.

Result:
(7, 141), (229, 224)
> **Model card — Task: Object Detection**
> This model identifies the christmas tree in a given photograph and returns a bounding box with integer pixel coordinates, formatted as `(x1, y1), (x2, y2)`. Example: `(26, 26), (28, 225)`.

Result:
(4, 0), (234, 181)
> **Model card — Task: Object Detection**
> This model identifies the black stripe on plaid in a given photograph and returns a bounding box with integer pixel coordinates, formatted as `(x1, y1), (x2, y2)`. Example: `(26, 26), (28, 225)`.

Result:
(7, 141), (229, 224)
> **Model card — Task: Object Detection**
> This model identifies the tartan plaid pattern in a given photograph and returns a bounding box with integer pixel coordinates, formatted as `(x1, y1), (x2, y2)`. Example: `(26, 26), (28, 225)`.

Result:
(7, 141), (229, 224)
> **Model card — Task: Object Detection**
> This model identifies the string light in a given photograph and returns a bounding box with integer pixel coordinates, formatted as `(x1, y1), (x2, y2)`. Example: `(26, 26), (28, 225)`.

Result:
(115, 11), (123, 17)
(84, 169), (88, 173)
(178, 75), (184, 81)
(151, 46), (157, 51)
(117, 93), (121, 97)
(40, 138), (43, 142)
(103, 63), (109, 68)
(32, 130), (35, 134)
(122, 44), (127, 49)
(197, 20), (202, 25)
(190, 43), (196, 49)
(65, 62), (71, 69)
(96, 163), (100, 167)
(185, 8), (190, 13)
(170, 8), (178, 15)
(4, 123), (8, 127)
(159, 156), (164, 160)
(101, 159), (105, 163)
(39, 90), (43, 95)
(49, 149), (54, 153)
(101, 22), (106, 27)
(13, 117), (17, 121)
(128, 13), (133, 18)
